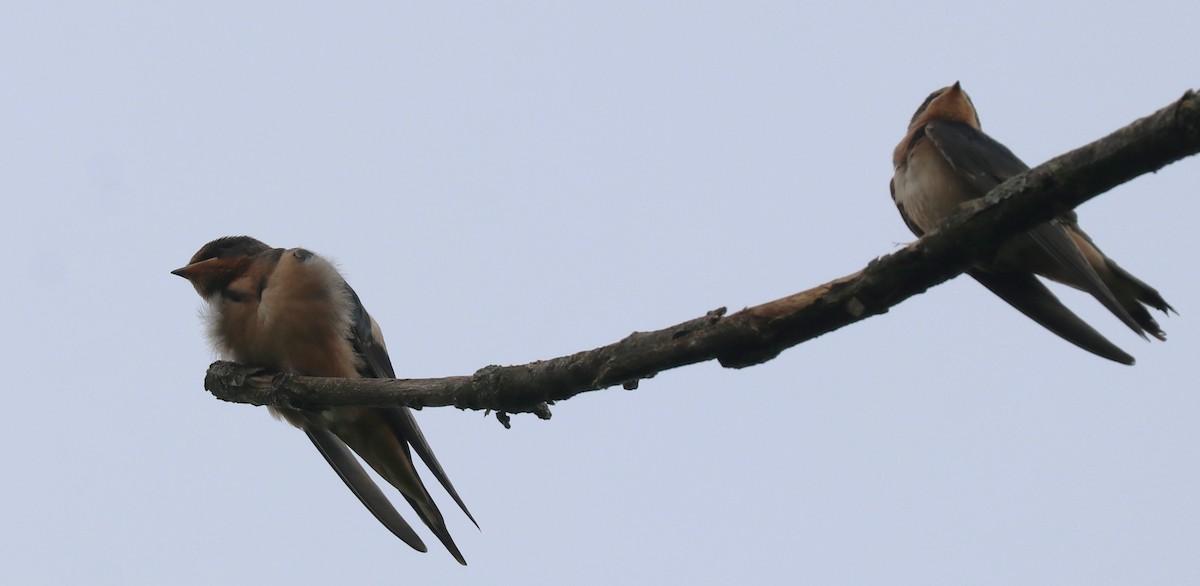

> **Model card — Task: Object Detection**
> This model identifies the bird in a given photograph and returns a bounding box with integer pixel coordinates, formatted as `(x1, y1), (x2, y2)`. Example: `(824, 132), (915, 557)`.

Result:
(173, 236), (475, 563)
(890, 82), (1173, 364)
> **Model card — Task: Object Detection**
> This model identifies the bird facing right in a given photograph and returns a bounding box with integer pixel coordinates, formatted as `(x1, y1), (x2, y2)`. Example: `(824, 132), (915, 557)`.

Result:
(890, 82), (1173, 364)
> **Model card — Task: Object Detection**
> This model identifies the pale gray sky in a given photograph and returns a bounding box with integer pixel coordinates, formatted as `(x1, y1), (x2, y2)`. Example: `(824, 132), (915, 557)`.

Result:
(3, 2), (1199, 584)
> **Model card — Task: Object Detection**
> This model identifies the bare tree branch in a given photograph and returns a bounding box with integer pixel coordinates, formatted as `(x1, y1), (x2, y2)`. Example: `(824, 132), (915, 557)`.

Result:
(205, 89), (1200, 420)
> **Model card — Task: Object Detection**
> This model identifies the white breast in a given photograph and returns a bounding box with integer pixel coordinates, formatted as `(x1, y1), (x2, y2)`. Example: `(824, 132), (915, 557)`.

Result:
(892, 139), (977, 233)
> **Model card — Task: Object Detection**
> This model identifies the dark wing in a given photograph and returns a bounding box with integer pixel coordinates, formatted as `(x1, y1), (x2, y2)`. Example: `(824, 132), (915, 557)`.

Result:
(344, 283), (475, 525)
(926, 121), (1146, 341)
(924, 120), (1028, 193)
(344, 284), (397, 379)
(304, 427), (428, 551)
(969, 269), (1134, 364)
(382, 409), (477, 528)
(1026, 222), (1145, 337)
(1062, 216), (1176, 322)
(343, 283), (474, 563)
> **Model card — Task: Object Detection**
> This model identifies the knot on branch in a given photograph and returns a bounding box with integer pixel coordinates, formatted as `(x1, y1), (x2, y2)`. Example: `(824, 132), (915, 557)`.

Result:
(204, 361), (269, 405)
(470, 365), (505, 405)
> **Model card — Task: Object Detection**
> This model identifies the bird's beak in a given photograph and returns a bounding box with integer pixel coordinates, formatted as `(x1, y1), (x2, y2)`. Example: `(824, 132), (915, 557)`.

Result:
(171, 257), (235, 282)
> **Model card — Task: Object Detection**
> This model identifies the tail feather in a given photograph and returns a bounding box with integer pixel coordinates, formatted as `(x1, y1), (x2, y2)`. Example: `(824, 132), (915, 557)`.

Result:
(304, 427), (429, 552)
(329, 408), (468, 565)
(970, 269), (1135, 365)
(386, 408), (478, 528)
(1105, 259), (1174, 340)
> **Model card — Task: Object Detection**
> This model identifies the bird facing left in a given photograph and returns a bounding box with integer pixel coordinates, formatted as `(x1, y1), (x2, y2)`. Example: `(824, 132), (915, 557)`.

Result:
(173, 236), (475, 564)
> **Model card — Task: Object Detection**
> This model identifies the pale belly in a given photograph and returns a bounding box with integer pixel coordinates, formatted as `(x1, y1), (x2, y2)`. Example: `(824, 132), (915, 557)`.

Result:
(892, 142), (979, 233)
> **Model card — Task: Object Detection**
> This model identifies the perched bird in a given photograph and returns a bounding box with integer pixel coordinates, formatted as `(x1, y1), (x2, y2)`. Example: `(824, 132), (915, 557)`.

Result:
(173, 236), (474, 563)
(890, 82), (1173, 364)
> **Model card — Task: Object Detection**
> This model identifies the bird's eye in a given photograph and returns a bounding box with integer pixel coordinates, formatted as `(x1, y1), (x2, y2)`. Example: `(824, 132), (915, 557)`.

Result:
(293, 249), (313, 262)
(223, 288), (247, 303)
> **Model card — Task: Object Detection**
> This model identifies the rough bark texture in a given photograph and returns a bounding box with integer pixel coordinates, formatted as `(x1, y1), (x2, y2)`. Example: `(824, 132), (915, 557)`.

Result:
(203, 89), (1200, 420)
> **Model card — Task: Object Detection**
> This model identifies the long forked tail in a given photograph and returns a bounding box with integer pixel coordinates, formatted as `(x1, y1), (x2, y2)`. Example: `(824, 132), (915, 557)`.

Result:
(304, 427), (429, 552)
(970, 269), (1135, 365)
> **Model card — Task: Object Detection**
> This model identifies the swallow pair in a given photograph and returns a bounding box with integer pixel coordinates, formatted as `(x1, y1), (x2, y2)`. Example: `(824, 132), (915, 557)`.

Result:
(173, 82), (1172, 564)
(891, 82), (1172, 364)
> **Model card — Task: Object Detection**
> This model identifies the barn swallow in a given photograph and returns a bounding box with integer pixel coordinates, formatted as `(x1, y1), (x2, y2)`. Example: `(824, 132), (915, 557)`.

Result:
(890, 82), (1173, 364)
(173, 236), (475, 563)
